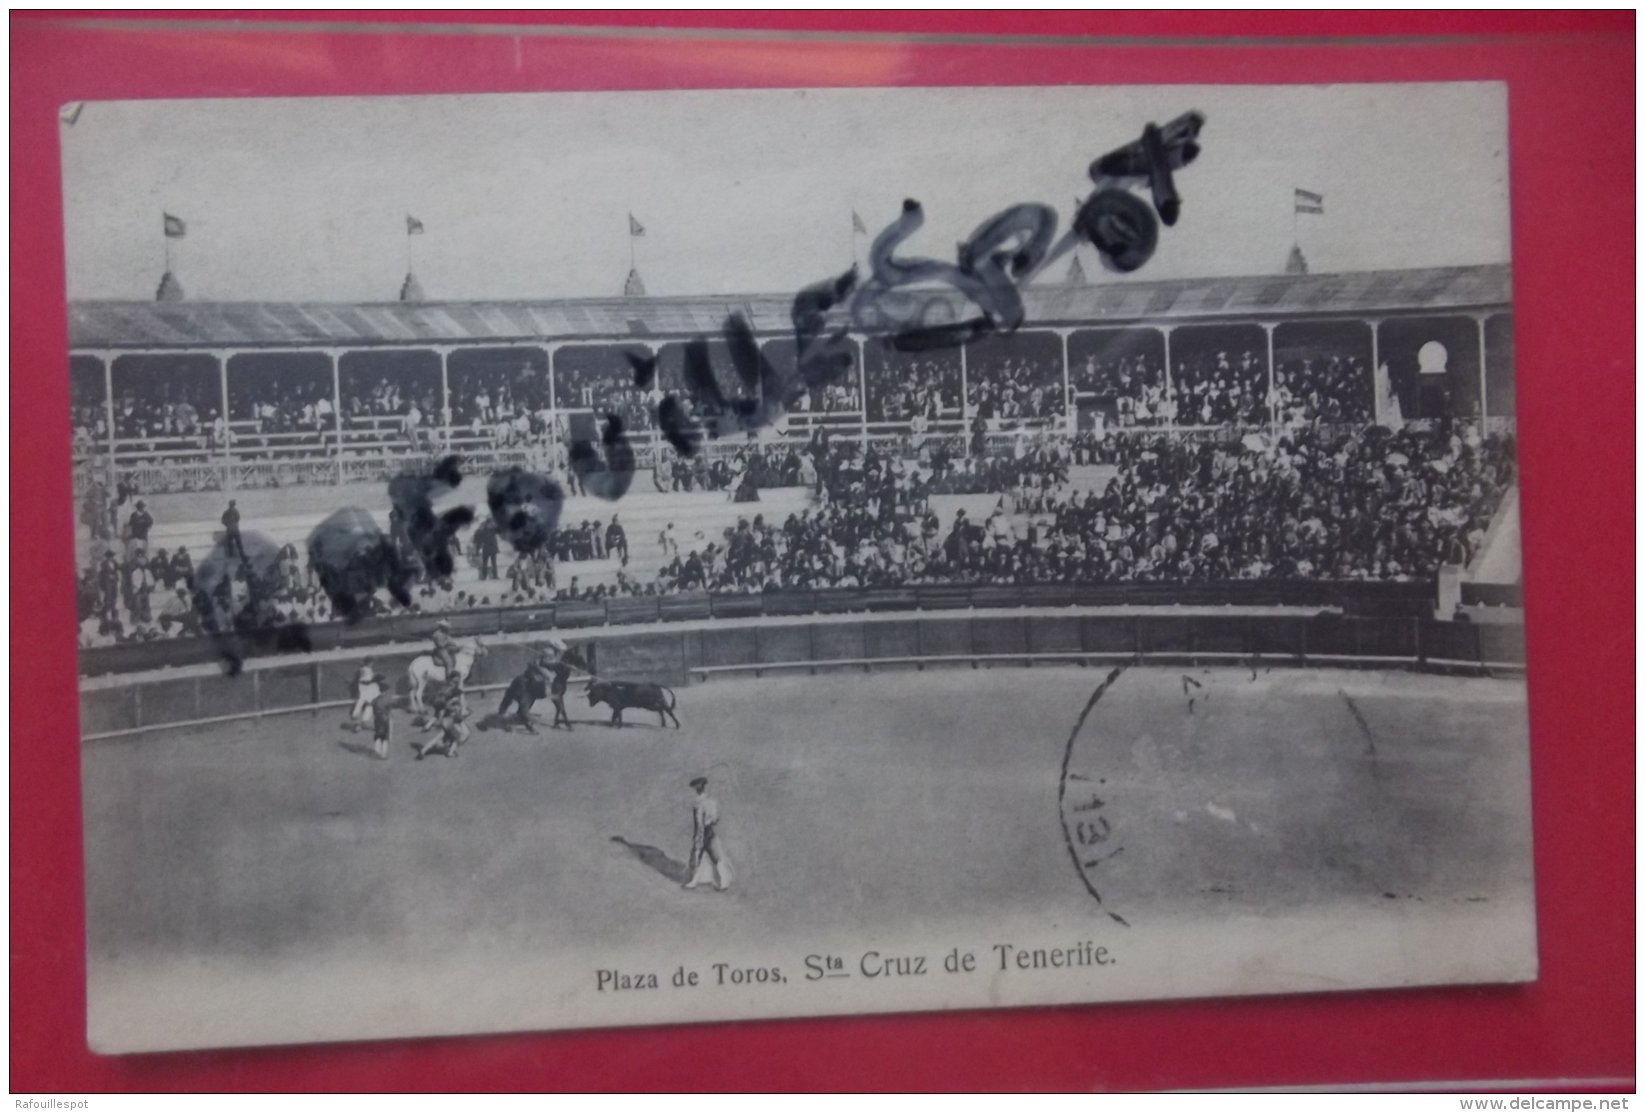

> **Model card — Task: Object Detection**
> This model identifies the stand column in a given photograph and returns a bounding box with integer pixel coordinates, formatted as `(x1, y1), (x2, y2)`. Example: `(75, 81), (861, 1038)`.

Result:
(546, 342), (559, 413)
(438, 346), (452, 453)
(1368, 318), (1382, 425)
(1059, 329), (1073, 433)
(857, 337), (870, 446)
(216, 349), (233, 489)
(1263, 323), (1276, 433)
(1475, 315), (1489, 424)
(328, 348), (344, 484)
(1161, 326), (1174, 430)
(100, 351), (117, 479)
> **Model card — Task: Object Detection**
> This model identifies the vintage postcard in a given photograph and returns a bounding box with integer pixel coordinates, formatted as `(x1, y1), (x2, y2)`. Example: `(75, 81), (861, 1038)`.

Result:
(64, 83), (1531, 1053)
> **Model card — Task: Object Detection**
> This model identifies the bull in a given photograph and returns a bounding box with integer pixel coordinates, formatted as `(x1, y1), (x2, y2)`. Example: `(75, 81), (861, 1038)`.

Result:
(587, 679), (681, 729)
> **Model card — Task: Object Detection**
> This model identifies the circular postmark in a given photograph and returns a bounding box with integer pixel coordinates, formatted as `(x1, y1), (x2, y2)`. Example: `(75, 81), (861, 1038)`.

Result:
(1056, 665), (1131, 927)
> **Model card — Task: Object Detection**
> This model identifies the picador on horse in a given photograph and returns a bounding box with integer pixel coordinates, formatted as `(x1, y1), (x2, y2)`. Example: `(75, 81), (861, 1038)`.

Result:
(407, 618), (488, 714)
(421, 619), (465, 717)
(496, 641), (584, 733)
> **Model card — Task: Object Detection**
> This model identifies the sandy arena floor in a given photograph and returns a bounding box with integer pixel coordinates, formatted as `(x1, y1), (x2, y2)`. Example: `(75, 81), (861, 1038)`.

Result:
(81, 665), (1534, 1051)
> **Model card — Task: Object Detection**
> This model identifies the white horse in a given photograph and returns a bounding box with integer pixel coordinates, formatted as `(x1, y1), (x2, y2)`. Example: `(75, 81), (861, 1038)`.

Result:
(407, 640), (486, 713)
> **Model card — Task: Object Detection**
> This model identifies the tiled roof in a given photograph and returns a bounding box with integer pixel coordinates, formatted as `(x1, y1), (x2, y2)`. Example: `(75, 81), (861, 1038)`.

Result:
(67, 265), (1510, 351)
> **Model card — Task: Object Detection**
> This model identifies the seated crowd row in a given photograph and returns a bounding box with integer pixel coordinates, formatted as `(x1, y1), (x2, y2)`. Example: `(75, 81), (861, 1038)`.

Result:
(76, 419), (1513, 648)
(72, 340), (1384, 463)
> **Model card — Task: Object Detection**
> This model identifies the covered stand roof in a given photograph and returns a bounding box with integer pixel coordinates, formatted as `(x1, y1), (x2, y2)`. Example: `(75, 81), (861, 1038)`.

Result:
(68, 264), (1511, 352)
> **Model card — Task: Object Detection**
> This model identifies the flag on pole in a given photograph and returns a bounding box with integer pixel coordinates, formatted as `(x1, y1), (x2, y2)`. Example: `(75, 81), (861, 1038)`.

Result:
(163, 213), (186, 239)
(629, 214), (645, 237)
(852, 210), (868, 235)
(1294, 188), (1324, 215)
(407, 215), (425, 235)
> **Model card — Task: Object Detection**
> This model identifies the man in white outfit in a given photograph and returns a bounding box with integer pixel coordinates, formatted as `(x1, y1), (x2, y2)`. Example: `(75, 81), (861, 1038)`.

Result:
(349, 659), (383, 730)
(684, 776), (732, 892)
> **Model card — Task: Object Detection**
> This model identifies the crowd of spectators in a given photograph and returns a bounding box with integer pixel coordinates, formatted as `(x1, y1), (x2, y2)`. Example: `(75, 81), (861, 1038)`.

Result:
(73, 330), (1517, 650)
(650, 435), (1067, 594)
(76, 416), (1517, 650)
(919, 438), (1067, 495)
(230, 371), (336, 437)
(553, 361), (655, 433)
(78, 337), (1402, 476)
(1172, 349), (1270, 426)
(793, 379), (861, 415)
(1071, 352), (1173, 427)
(71, 374), (110, 456)
(967, 354), (1067, 428)
(655, 443), (815, 496)
(110, 379), (222, 445)
(448, 372), (557, 449)
(448, 363), (553, 428)
(644, 422), (1513, 593)
(1019, 424), (1514, 583)
(83, 342), (1388, 478)
(865, 352), (959, 425)
(76, 514), (334, 649)
(1271, 354), (1374, 425)
(340, 376), (444, 450)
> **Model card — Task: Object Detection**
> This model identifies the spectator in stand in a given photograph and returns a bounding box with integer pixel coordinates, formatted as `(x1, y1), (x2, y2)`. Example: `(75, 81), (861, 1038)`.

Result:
(606, 515), (629, 566)
(81, 480), (111, 541)
(220, 499), (245, 560)
(124, 500), (153, 561)
(472, 519), (500, 580)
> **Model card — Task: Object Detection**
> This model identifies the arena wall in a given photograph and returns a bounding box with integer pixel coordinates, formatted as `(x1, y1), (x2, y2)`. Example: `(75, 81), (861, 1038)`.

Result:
(79, 610), (1527, 740)
(78, 579), (1439, 677)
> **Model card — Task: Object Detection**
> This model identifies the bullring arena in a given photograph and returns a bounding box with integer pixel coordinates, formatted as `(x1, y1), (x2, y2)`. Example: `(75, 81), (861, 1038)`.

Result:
(72, 266), (1533, 1050)
(83, 645), (1533, 1051)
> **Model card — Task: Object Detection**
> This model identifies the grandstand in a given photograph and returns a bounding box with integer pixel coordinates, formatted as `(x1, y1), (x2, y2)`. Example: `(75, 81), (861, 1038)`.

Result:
(67, 264), (1520, 668)
(74, 266), (1532, 1053)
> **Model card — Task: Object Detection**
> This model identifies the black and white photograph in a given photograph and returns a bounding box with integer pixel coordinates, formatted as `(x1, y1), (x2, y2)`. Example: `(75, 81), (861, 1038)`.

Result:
(62, 83), (1532, 1053)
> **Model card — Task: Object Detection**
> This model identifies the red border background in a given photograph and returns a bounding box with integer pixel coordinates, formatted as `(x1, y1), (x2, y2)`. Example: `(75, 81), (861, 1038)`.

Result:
(10, 12), (1635, 1093)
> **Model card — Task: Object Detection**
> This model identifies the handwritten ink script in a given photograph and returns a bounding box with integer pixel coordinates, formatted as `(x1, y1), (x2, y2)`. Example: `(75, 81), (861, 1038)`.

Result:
(196, 113), (1203, 667)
